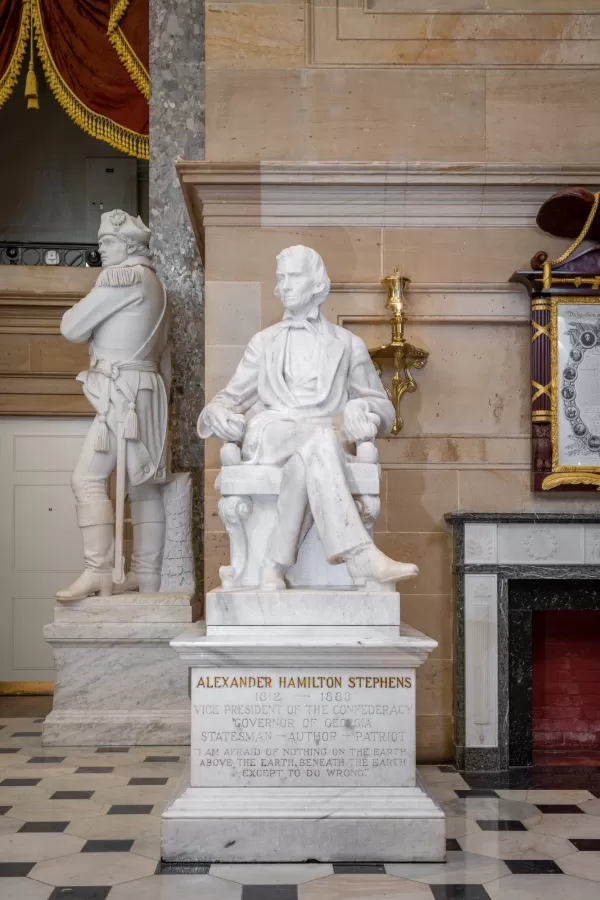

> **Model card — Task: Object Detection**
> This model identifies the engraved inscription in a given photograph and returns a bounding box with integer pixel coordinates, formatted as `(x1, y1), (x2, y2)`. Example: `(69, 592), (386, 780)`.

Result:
(191, 667), (416, 788)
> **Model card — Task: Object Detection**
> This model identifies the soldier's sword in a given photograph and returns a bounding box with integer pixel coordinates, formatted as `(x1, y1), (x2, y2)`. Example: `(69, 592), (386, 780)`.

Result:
(112, 422), (127, 585)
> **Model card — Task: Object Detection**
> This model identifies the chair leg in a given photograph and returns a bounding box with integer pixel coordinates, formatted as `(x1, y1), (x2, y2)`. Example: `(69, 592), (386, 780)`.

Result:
(218, 495), (253, 588)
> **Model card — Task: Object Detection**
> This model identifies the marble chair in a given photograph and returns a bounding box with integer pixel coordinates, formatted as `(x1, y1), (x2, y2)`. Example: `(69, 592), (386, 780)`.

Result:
(215, 439), (381, 589)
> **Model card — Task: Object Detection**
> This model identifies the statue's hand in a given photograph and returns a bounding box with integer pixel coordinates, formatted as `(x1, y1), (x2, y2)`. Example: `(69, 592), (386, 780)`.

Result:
(199, 403), (245, 442)
(343, 398), (380, 443)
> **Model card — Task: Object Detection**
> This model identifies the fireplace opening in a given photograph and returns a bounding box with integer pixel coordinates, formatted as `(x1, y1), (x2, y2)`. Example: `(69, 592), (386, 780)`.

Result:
(533, 610), (600, 766)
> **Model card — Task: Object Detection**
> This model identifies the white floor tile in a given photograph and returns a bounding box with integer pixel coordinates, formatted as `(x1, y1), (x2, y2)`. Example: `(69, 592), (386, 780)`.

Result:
(386, 851), (510, 884)
(210, 863), (334, 884)
(29, 850), (156, 886)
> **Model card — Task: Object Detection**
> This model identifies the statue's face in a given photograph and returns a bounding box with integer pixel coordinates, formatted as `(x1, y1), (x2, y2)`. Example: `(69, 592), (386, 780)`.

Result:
(275, 252), (316, 314)
(98, 234), (129, 268)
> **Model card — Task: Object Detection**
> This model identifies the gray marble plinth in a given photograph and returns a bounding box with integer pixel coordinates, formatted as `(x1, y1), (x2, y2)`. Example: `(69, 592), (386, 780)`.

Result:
(43, 593), (200, 747)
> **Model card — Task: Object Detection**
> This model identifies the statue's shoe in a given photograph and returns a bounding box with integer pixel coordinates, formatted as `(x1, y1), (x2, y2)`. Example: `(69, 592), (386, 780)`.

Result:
(113, 571), (161, 594)
(346, 545), (419, 589)
(56, 570), (113, 602)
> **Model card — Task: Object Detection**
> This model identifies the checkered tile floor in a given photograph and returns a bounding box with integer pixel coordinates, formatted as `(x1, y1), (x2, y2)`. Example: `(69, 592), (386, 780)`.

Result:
(2, 719), (600, 898)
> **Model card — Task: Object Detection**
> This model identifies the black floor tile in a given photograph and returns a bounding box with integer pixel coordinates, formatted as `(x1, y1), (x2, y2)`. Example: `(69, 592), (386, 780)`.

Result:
(476, 820), (527, 831)
(11, 731), (42, 737)
(431, 887), (491, 900)
(1, 778), (41, 786)
(145, 755), (179, 762)
(82, 839), (135, 853)
(332, 863), (386, 874)
(446, 838), (462, 851)
(506, 860), (563, 875)
(128, 777), (168, 785)
(0, 748), (19, 754)
(455, 790), (499, 799)
(535, 804), (586, 815)
(156, 862), (210, 874)
(27, 757), (65, 764)
(242, 887), (298, 900)
(20, 821), (69, 833)
(96, 747), (130, 753)
(108, 804), (153, 815)
(48, 889), (111, 900)
(0, 862), (36, 877)
(51, 791), (94, 800)
(569, 839), (600, 851)
(0, 807), (10, 815)
(76, 767), (114, 774)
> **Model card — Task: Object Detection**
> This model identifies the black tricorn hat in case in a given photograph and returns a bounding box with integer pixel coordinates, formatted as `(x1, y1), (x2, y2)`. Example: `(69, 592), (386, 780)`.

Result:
(536, 187), (600, 243)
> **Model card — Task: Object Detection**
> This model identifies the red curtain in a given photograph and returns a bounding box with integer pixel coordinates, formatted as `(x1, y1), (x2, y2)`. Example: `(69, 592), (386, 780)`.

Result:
(0, 1), (149, 159)
(0, 0), (29, 109)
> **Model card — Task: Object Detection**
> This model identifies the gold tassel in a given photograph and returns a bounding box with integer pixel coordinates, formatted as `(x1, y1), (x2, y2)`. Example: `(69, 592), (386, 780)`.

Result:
(123, 403), (139, 440)
(25, 66), (38, 109)
(25, 7), (38, 110)
(94, 416), (110, 452)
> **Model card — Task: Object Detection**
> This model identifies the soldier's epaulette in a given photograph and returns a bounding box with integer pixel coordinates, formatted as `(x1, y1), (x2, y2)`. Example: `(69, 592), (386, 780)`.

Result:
(95, 264), (144, 288)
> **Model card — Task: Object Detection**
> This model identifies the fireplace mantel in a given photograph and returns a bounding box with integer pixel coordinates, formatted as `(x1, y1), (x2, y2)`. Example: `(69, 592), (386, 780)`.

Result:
(446, 512), (600, 770)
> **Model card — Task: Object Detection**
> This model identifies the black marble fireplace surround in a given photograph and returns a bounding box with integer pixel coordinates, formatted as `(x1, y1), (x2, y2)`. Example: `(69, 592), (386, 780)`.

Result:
(509, 580), (600, 768)
(446, 513), (600, 771)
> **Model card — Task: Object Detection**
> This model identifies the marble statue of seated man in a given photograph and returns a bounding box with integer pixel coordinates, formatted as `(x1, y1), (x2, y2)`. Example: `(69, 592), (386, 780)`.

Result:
(197, 245), (418, 591)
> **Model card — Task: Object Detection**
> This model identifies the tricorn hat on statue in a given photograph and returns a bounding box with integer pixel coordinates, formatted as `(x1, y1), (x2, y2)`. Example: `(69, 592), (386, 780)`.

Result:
(98, 209), (151, 246)
(536, 187), (600, 244)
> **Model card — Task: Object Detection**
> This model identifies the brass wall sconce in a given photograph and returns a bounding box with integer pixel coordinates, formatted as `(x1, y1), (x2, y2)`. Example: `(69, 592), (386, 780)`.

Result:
(369, 268), (429, 435)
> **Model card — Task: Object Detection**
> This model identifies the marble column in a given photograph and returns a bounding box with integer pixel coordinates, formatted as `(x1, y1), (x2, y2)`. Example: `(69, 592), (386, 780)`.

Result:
(149, 0), (205, 582)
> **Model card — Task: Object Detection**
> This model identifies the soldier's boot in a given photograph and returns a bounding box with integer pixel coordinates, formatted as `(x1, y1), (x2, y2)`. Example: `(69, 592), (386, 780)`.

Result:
(56, 500), (114, 601)
(119, 494), (165, 594)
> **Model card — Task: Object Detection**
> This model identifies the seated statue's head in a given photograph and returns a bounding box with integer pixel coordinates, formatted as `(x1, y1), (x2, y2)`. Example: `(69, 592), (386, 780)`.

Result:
(97, 210), (151, 268)
(275, 245), (331, 317)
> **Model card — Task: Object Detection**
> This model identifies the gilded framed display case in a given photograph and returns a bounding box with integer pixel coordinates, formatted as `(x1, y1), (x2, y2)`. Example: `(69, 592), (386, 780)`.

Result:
(511, 189), (600, 491)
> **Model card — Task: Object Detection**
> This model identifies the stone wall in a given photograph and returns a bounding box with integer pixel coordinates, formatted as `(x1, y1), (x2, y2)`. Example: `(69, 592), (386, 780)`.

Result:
(198, 1), (600, 761)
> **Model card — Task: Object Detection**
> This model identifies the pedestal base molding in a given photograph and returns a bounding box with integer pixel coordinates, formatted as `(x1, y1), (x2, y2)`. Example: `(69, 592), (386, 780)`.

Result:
(162, 781), (444, 863)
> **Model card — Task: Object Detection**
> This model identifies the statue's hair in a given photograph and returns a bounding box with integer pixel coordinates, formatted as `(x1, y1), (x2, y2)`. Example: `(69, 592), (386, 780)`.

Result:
(124, 238), (153, 259)
(276, 245), (331, 306)
(111, 232), (152, 259)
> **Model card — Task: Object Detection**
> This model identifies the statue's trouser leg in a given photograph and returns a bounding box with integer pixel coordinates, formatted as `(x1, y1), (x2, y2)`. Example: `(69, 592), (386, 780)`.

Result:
(298, 428), (371, 563)
(266, 454), (310, 567)
(267, 428), (371, 569)
(128, 483), (165, 592)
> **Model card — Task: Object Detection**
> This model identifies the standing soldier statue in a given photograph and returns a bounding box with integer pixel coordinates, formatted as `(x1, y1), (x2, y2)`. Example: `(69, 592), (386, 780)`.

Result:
(56, 210), (171, 601)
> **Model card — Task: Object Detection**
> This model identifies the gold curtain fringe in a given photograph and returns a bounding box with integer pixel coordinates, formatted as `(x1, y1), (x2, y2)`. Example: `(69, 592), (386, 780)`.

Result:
(108, 0), (132, 33)
(107, 27), (150, 101)
(0, 0), (31, 110)
(31, 0), (148, 159)
(107, 0), (149, 100)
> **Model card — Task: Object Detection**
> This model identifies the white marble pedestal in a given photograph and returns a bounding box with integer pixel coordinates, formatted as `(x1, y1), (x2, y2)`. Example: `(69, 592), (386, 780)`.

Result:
(161, 589), (445, 862)
(43, 593), (201, 746)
